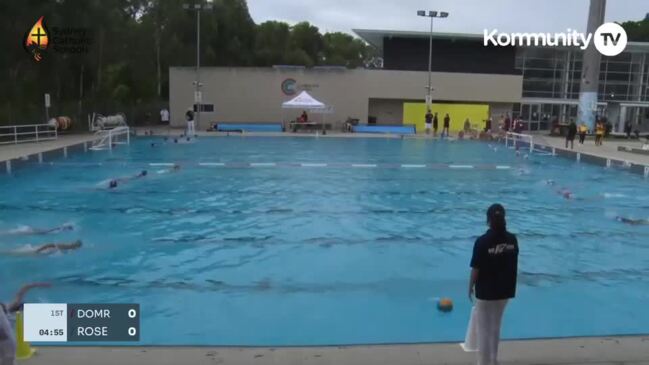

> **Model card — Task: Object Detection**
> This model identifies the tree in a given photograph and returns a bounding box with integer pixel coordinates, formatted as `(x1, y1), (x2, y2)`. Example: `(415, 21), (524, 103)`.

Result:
(289, 22), (324, 66)
(255, 21), (291, 65)
(0, 0), (377, 125)
(620, 18), (649, 42)
(322, 32), (368, 68)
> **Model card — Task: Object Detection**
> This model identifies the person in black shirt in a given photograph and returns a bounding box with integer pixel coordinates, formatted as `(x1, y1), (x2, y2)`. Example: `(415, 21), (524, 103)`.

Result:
(443, 113), (450, 138)
(469, 203), (518, 365)
(433, 113), (439, 137)
(565, 119), (577, 149)
(624, 121), (632, 139)
(425, 110), (433, 135)
(185, 108), (194, 122)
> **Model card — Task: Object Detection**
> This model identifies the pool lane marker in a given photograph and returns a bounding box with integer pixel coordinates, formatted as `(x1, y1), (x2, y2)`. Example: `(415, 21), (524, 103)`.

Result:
(44, 161), (512, 170)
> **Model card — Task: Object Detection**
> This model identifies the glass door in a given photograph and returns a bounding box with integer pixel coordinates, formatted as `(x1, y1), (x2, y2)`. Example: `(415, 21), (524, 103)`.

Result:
(529, 104), (541, 131)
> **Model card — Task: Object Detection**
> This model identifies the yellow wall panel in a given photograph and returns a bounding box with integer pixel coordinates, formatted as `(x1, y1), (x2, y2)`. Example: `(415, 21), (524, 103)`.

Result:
(403, 102), (490, 133)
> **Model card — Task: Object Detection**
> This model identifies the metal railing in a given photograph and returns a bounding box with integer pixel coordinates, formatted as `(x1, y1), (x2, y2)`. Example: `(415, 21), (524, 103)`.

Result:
(90, 126), (130, 150)
(0, 124), (58, 145)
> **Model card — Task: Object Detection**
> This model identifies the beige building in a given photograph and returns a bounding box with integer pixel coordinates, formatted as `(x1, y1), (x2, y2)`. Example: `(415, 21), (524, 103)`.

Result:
(169, 66), (521, 131)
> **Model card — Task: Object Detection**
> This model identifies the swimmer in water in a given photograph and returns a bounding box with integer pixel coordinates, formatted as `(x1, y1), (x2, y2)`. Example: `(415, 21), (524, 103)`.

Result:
(33, 240), (83, 255)
(156, 164), (181, 174)
(5, 223), (74, 235)
(545, 179), (556, 186)
(615, 216), (649, 225)
(557, 188), (573, 200)
(114, 170), (148, 185)
(4, 240), (82, 256)
(108, 179), (118, 189)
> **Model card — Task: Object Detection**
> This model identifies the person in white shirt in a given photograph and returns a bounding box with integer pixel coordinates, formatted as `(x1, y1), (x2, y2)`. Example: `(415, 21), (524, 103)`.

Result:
(160, 108), (170, 124)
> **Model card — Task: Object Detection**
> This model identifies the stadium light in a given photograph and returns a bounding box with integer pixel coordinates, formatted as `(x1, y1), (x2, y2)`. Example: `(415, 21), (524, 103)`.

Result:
(184, 1), (213, 130)
(417, 10), (450, 109)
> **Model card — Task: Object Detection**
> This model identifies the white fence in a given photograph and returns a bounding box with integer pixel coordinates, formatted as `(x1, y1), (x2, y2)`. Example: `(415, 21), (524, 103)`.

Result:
(0, 124), (58, 145)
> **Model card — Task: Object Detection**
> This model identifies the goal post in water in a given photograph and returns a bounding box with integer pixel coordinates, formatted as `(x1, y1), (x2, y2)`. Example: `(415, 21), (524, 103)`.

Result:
(505, 132), (534, 154)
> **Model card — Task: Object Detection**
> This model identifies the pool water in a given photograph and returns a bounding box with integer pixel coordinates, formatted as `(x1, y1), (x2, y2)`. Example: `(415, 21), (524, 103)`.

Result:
(1, 136), (649, 345)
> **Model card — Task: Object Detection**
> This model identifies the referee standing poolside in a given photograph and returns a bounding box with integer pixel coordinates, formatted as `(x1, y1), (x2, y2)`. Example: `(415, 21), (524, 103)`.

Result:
(468, 204), (519, 365)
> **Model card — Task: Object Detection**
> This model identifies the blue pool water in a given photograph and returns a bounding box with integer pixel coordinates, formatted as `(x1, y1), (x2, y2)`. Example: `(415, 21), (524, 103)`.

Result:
(1, 136), (649, 345)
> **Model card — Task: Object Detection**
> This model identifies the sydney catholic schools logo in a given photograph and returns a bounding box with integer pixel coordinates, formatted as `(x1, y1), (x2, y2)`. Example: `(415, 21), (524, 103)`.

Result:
(23, 16), (92, 62)
(24, 16), (49, 62)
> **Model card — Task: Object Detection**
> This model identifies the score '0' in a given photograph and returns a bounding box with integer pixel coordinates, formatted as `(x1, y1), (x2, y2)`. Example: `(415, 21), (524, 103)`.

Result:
(128, 327), (137, 336)
(128, 309), (137, 318)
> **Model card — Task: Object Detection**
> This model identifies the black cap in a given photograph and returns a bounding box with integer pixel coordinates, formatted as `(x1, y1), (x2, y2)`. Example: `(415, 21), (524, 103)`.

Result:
(487, 203), (505, 220)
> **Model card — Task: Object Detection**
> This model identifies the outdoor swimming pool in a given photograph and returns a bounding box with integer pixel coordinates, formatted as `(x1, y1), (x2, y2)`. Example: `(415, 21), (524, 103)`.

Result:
(1, 136), (649, 345)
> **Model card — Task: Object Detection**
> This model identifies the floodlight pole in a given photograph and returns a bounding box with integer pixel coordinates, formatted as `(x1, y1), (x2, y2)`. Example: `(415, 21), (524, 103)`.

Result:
(184, 1), (213, 131)
(196, 8), (201, 129)
(427, 16), (433, 107)
(417, 10), (449, 109)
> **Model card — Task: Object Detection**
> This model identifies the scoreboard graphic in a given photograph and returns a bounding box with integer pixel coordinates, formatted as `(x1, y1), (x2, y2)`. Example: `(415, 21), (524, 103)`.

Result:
(23, 303), (140, 342)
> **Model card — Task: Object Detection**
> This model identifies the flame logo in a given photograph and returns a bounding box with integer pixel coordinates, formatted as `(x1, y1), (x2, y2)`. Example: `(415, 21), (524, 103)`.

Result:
(24, 16), (49, 62)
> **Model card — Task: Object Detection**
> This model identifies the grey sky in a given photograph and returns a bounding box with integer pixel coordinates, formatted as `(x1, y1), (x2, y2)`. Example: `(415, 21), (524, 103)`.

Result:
(247, 0), (648, 36)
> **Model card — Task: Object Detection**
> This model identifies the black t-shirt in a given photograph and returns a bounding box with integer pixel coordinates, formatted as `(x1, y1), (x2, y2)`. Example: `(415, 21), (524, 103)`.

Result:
(470, 229), (519, 300)
(425, 113), (433, 124)
(443, 116), (450, 127)
(433, 116), (438, 128)
(567, 123), (577, 137)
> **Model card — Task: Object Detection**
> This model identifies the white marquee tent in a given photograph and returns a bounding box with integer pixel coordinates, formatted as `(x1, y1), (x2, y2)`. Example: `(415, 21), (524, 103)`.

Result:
(281, 91), (334, 131)
(281, 91), (327, 110)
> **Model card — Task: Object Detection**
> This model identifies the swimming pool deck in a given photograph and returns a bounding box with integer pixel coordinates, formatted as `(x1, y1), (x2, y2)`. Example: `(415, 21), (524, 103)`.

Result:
(528, 134), (649, 167)
(21, 336), (649, 364)
(0, 134), (98, 172)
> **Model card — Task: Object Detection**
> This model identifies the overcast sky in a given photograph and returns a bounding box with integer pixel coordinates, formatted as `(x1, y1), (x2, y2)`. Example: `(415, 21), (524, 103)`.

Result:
(247, 0), (648, 36)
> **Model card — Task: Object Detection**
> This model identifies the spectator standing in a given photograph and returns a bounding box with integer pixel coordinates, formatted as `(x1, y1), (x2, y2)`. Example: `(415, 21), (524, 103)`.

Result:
(160, 108), (170, 124)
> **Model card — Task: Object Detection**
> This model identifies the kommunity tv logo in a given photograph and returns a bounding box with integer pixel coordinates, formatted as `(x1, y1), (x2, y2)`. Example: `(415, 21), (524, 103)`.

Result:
(484, 22), (628, 56)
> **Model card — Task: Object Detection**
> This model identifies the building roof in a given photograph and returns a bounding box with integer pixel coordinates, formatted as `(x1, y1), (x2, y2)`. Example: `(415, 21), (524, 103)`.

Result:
(352, 29), (482, 51)
(353, 28), (649, 53)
